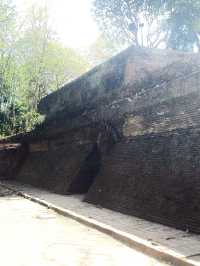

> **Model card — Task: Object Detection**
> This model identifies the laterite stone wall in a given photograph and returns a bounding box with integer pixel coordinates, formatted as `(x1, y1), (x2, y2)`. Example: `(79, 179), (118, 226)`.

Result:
(0, 144), (26, 179)
(15, 127), (101, 194)
(2, 46), (200, 233)
(85, 127), (200, 233)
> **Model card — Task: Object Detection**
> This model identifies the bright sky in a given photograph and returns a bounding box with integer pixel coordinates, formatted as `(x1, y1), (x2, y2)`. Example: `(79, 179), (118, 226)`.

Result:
(14, 0), (99, 49)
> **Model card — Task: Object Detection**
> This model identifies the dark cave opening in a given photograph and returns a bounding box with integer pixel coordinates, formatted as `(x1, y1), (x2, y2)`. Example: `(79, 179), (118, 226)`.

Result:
(68, 144), (101, 194)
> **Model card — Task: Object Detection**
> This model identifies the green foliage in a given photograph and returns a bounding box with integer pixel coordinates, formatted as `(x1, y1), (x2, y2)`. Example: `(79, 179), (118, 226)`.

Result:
(164, 0), (200, 51)
(93, 0), (200, 51)
(0, 94), (26, 137)
(0, 1), (89, 137)
(88, 34), (119, 65)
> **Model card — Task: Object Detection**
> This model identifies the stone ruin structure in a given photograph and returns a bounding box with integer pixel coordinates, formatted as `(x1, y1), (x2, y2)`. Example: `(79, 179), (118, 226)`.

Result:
(1, 46), (200, 233)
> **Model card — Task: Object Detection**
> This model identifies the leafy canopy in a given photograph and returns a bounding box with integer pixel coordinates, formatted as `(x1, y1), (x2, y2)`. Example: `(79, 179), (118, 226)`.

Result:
(0, 1), (89, 137)
(93, 0), (200, 51)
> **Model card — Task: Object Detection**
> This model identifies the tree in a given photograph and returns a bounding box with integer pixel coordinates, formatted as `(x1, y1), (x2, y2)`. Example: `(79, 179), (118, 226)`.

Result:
(16, 5), (59, 112)
(164, 0), (200, 51)
(15, 4), (89, 129)
(93, 0), (200, 51)
(42, 42), (89, 91)
(16, 5), (89, 109)
(87, 34), (119, 65)
(0, 2), (90, 136)
(0, 0), (21, 136)
(0, 100), (27, 137)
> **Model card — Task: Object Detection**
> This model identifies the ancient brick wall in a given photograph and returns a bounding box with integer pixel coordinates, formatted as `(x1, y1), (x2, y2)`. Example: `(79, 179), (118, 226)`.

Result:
(85, 127), (200, 233)
(0, 144), (26, 179)
(38, 47), (200, 120)
(2, 46), (200, 233)
(15, 127), (102, 194)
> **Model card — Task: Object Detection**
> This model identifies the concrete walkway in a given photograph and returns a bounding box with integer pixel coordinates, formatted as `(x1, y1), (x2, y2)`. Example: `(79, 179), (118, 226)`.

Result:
(2, 181), (200, 265)
(0, 185), (167, 266)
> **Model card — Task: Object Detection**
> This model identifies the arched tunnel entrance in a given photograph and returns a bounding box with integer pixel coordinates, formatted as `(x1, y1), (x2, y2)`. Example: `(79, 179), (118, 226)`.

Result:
(68, 144), (101, 194)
